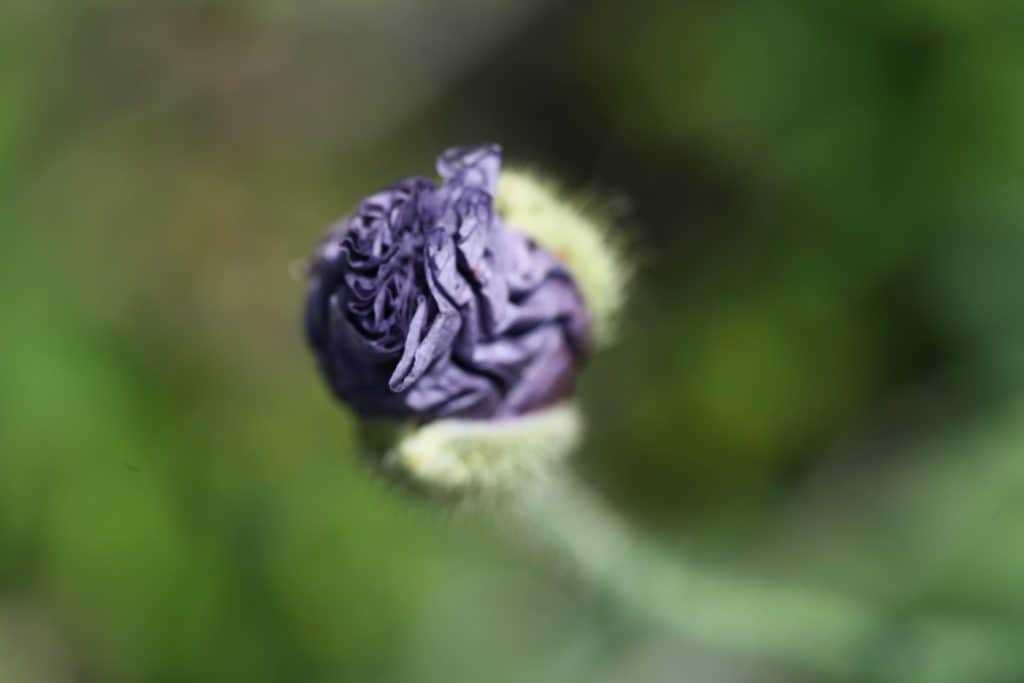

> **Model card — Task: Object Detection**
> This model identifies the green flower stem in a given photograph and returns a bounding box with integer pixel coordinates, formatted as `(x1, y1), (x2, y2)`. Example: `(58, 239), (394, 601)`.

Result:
(507, 471), (1024, 681)
(386, 404), (1022, 679)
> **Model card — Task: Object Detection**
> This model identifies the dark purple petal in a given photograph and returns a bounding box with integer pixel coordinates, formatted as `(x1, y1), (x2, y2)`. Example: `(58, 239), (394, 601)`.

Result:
(305, 145), (591, 420)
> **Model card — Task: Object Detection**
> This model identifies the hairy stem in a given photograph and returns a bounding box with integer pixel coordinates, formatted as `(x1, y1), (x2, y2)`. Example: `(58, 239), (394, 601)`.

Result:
(507, 471), (1023, 681)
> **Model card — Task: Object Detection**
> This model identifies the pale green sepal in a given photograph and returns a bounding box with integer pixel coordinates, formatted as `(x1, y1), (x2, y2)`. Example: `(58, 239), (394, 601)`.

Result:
(496, 170), (628, 346)
(384, 401), (582, 497)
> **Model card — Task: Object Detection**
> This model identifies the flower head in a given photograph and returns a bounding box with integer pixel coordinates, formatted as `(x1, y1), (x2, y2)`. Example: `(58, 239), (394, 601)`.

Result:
(305, 145), (592, 421)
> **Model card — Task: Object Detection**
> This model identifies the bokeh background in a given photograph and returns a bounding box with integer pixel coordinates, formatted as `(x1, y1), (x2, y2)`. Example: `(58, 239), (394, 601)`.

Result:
(4, 1), (1024, 681)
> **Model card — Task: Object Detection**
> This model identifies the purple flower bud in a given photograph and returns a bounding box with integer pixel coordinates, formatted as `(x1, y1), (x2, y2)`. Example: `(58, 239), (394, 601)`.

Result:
(305, 145), (592, 421)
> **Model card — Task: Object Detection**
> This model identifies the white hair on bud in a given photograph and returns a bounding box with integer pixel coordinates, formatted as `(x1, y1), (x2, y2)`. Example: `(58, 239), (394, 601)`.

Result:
(496, 170), (629, 347)
(386, 402), (581, 497)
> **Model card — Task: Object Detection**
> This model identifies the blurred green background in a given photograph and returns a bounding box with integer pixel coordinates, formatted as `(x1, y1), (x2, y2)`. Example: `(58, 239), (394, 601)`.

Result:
(3, 1), (1024, 681)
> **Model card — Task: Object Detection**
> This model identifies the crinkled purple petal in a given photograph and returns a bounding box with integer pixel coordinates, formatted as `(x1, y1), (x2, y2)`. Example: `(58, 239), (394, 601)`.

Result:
(305, 144), (591, 420)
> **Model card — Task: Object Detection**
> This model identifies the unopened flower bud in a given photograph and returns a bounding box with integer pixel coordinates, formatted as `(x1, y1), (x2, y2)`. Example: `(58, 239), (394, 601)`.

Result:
(305, 145), (592, 421)
(304, 145), (625, 495)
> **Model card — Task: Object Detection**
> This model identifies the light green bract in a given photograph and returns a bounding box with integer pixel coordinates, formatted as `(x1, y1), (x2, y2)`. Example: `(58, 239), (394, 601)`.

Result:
(380, 170), (625, 496)
(387, 402), (581, 497)
(497, 170), (626, 347)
